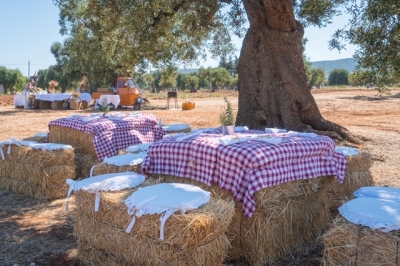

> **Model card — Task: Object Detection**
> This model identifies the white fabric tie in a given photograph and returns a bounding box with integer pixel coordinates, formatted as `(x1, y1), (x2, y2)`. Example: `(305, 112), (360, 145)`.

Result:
(126, 195), (158, 233)
(159, 203), (195, 240)
(87, 180), (111, 211)
(0, 144), (5, 160)
(65, 179), (77, 211)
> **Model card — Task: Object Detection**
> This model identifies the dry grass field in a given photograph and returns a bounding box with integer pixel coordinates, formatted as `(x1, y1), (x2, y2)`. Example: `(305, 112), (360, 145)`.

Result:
(0, 88), (399, 265)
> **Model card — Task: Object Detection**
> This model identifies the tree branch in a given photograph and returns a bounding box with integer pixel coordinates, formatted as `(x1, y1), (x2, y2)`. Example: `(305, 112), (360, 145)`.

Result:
(151, 0), (187, 28)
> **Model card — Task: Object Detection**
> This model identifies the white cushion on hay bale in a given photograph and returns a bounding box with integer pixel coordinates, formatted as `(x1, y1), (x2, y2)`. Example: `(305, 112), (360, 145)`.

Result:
(354, 186), (400, 202)
(90, 153), (147, 177)
(125, 183), (210, 240)
(126, 143), (153, 153)
(66, 172), (145, 211)
(162, 123), (191, 133)
(339, 197), (400, 232)
(0, 139), (72, 160)
(335, 146), (359, 156)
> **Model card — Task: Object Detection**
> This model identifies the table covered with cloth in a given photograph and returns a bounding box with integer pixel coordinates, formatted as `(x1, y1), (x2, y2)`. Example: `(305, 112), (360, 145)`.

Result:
(49, 113), (166, 161)
(142, 129), (348, 218)
(35, 92), (92, 102)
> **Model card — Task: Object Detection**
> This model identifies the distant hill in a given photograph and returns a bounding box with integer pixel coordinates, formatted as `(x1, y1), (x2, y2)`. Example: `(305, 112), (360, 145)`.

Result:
(177, 68), (198, 74)
(176, 58), (358, 78)
(311, 58), (358, 78)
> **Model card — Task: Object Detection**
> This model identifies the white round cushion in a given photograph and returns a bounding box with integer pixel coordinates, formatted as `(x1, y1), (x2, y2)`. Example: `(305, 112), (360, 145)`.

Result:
(124, 183), (211, 240)
(339, 197), (400, 232)
(28, 143), (73, 150)
(66, 172), (145, 211)
(103, 153), (147, 166)
(355, 186), (400, 202)
(126, 143), (153, 153)
(162, 124), (190, 131)
(335, 146), (359, 156)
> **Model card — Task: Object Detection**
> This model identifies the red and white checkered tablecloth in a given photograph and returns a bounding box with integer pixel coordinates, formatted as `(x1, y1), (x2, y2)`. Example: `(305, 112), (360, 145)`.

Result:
(49, 114), (166, 161)
(142, 131), (348, 218)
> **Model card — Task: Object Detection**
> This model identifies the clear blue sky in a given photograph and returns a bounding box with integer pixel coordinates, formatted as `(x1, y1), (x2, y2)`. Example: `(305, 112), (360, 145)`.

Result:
(0, 1), (357, 78)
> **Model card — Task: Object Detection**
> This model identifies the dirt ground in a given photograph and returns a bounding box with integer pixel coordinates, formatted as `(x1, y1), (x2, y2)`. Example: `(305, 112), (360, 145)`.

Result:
(0, 88), (399, 266)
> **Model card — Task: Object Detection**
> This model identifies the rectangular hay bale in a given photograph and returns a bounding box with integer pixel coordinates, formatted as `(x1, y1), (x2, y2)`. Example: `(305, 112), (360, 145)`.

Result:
(323, 216), (399, 265)
(51, 100), (65, 110)
(0, 143), (75, 200)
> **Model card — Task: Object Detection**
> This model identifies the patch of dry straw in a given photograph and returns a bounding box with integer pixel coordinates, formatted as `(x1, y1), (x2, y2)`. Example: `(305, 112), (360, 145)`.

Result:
(49, 126), (96, 156)
(323, 216), (400, 265)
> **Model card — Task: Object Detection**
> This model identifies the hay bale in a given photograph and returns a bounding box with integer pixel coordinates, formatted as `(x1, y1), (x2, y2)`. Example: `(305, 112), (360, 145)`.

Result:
(73, 186), (235, 248)
(0, 142), (75, 200)
(90, 152), (146, 176)
(324, 151), (374, 210)
(147, 174), (331, 265)
(73, 182), (234, 266)
(37, 100), (52, 109)
(323, 216), (400, 265)
(81, 101), (90, 109)
(49, 127), (96, 156)
(77, 234), (229, 266)
(75, 152), (100, 179)
(0, 176), (70, 200)
(22, 132), (48, 143)
(51, 100), (65, 110)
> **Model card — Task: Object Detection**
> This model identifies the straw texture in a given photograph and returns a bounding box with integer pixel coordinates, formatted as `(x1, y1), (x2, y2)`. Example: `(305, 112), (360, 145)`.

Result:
(0, 144), (75, 200)
(75, 152), (100, 179)
(49, 126), (96, 156)
(323, 216), (400, 265)
(324, 151), (374, 211)
(146, 174), (331, 266)
(91, 163), (142, 176)
(73, 181), (234, 266)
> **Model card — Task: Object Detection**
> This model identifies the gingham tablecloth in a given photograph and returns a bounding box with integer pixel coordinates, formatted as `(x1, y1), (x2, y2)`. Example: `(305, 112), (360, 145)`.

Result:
(142, 130), (348, 218)
(49, 113), (165, 161)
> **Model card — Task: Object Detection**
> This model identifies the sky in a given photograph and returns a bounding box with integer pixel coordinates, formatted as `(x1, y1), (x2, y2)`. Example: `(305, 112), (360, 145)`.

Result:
(0, 1), (358, 78)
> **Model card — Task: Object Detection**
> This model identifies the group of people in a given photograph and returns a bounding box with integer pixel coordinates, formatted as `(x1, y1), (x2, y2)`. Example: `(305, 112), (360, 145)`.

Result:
(22, 79), (36, 109)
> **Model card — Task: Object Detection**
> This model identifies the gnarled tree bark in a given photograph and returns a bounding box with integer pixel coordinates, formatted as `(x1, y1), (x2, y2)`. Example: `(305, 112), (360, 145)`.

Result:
(236, 0), (361, 144)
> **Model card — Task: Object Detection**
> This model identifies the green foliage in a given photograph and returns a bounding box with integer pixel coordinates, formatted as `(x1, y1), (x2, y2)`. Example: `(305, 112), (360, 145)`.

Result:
(219, 97), (235, 126)
(328, 68), (349, 86)
(0, 66), (26, 93)
(310, 67), (326, 88)
(53, 0), (244, 84)
(329, 0), (400, 91)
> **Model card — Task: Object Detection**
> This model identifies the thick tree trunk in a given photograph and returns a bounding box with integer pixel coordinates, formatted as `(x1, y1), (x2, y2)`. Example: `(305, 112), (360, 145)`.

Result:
(236, 0), (361, 143)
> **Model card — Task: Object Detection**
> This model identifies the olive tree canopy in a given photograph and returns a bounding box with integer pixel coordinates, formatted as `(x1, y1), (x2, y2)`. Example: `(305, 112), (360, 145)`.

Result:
(53, 0), (399, 143)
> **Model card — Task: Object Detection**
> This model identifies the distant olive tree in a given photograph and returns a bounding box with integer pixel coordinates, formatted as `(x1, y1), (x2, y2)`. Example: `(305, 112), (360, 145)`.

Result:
(328, 68), (349, 86)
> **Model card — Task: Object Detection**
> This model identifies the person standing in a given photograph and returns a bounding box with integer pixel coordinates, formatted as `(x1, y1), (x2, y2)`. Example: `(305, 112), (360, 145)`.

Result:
(23, 79), (34, 109)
